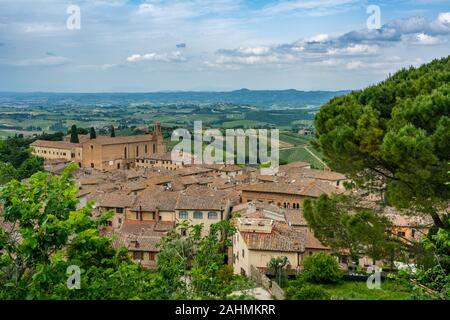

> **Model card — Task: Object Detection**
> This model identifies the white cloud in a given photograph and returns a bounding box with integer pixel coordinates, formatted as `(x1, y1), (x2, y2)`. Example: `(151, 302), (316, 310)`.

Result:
(303, 34), (330, 43)
(126, 51), (187, 63)
(328, 44), (379, 56)
(414, 33), (442, 45)
(438, 12), (450, 25)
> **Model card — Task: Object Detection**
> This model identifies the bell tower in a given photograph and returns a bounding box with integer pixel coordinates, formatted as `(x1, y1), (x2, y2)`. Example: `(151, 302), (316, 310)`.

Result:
(154, 122), (166, 154)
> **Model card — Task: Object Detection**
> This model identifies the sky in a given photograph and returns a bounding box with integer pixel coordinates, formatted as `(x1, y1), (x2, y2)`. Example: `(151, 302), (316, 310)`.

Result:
(0, 0), (449, 92)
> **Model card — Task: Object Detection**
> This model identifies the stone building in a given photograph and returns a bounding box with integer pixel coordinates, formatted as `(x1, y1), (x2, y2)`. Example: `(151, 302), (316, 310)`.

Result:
(232, 217), (306, 276)
(31, 122), (166, 171)
(30, 140), (82, 163)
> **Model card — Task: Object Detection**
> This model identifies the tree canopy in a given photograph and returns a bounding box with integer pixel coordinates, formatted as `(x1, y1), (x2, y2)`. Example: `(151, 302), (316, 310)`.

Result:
(315, 56), (450, 228)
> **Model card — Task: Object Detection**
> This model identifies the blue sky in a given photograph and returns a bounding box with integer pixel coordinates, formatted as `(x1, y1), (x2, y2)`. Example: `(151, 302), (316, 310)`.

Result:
(0, 0), (449, 92)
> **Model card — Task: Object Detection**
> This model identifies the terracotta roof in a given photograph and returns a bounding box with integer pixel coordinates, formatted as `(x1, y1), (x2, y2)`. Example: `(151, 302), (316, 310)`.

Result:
(295, 168), (347, 181)
(132, 190), (178, 212)
(279, 161), (311, 170)
(385, 212), (433, 228)
(146, 174), (174, 186)
(256, 175), (277, 182)
(97, 192), (136, 208)
(176, 186), (239, 211)
(284, 210), (308, 226)
(218, 165), (243, 173)
(240, 222), (306, 252)
(30, 140), (81, 149)
(83, 134), (156, 146)
(119, 220), (174, 237)
(241, 180), (341, 198)
(137, 152), (173, 161)
(177, 166), (214, 176)
(109, 220), (174, 252)
(127, 236), (161, 252)
(305, 229), (329, 250)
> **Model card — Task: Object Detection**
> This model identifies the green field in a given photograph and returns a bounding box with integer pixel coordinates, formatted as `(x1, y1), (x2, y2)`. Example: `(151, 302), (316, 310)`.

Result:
(280, 147), (325, 169)
(279, 132), (313, 146)
(321, 281), (411, 300)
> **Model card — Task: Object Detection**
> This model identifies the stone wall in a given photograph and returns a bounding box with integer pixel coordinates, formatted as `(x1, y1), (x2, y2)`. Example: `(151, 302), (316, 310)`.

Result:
(250, 265), (285, 300)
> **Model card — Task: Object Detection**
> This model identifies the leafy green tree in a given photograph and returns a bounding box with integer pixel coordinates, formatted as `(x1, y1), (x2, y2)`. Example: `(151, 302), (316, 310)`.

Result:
(0, 164), (162, 299)
(16, 156), (43, 180)
(267, 256), (289, 287)
(304, 195), (402, 266)
(0, 162), (16, 185)
(0, 137), (31, 168)
(70, 124), (79, 143)
(301, 252), (342, 284)
(314, 56), (450, 229)
(110, 126), (116, 138)
(38, 131), (64, 141)
(89, 127), (96, 139)
(156, 219), (249, 299)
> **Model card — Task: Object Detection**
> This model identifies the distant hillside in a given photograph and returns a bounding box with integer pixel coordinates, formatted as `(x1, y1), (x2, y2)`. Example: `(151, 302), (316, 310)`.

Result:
(0, 89), (349, 108)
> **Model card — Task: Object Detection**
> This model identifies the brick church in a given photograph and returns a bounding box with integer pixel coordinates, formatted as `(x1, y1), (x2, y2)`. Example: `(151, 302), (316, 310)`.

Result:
(31, 122), (166, 171)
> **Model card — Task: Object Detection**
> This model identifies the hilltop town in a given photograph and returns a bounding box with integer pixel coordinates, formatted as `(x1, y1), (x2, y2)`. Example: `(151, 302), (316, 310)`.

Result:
(27, 121), (431, 287)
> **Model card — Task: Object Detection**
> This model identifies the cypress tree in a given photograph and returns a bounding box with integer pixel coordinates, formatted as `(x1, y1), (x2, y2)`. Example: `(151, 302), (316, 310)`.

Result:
(90, 127), (96, 139)
(110, 126), (116, 138)
(70, 124), (79, 143)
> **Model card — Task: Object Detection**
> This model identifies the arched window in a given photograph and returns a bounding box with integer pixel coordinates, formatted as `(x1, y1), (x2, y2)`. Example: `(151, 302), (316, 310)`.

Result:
(193, 211), (203, 219)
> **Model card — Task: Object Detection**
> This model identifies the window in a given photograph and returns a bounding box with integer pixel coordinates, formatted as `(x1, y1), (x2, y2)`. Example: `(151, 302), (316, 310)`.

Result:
(105, 220), (112, 227)
(242, 249), (245, 258)
(118, 218), (122, 225)
(148, 252), (156, 261)
(136, 146), (139, 157)
(208, 212), (218, 220)
(398, 231), (406, 237)
(180, 228), (187, 236)
(153, 144), (156, 153)
(124, 147), (127, 159)
(116, 208), (124, 214)
(179, 211), (188, 219)
(133, 251), (143, 261)
(193, 211), (203, 219)
(145, 145), (148, 153)
(412, 229), (416, 238)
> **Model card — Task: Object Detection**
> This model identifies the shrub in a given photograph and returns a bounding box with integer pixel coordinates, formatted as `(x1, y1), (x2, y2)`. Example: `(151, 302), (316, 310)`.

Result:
(286, 283), (330, 300)
(301, 253), (342, 284)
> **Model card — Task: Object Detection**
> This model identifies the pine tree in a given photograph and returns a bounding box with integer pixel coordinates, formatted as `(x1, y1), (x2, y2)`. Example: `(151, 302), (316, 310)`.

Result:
(70, 124), (79, 143)
(90, 127), (97, 139)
